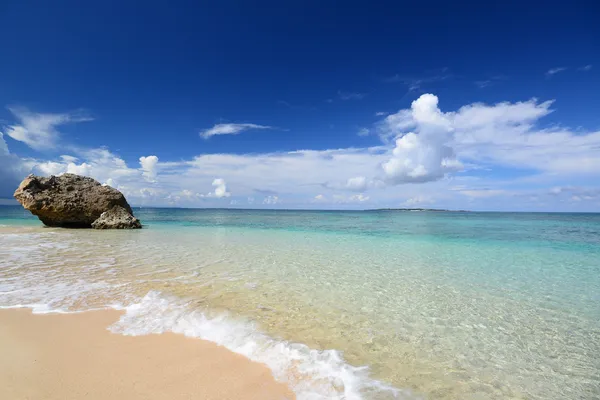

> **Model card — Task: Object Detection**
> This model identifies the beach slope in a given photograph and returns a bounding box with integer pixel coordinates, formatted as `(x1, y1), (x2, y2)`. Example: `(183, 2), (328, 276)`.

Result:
(0, 309), (294, 400)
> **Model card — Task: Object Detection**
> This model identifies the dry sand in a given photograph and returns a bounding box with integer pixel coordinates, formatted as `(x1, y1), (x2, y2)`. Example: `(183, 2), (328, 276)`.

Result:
(0, 309), (294, 400)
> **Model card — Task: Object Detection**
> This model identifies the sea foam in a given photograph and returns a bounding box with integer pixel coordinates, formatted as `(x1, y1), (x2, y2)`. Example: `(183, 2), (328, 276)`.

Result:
(110, 291), (412, 400)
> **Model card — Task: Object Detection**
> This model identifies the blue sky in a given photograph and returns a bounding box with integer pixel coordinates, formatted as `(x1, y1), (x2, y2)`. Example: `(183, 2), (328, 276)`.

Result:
(1, 1), (599, 211)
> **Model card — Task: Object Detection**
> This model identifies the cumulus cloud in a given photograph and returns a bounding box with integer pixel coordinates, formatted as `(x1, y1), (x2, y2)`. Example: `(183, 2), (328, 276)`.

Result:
(103, 178), (115, 188)
(379, 93), (600, 181)
(139, 155), (159, 182)
(1, 107), (91, 151)
(36, 161), (65, 176)
(66, 162), (91, 176)
(211, 178), (230, 198)
(381, 94), (462, 184)
(33, 148), (138, 186)
(200, 123), (272, 139)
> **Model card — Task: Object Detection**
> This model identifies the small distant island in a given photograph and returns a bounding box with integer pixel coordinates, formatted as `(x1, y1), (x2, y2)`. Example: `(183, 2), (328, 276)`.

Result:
(368, 208), (470, 212)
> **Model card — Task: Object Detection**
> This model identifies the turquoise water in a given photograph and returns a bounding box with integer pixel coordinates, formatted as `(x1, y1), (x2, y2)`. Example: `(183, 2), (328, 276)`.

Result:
(1, 206), (599, 399)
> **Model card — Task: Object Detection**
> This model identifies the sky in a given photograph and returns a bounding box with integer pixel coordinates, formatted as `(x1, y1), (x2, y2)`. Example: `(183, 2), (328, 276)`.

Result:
(1, 0), (599, 211)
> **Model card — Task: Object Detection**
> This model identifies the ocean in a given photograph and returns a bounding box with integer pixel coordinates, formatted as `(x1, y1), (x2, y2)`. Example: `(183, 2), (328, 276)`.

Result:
(1, 206), (599, 399)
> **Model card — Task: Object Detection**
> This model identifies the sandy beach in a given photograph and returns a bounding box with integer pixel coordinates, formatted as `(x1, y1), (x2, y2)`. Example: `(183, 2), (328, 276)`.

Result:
(0, 308), (294, 400)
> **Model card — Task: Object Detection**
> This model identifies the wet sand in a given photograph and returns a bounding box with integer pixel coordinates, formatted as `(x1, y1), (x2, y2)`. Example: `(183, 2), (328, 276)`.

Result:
(0, 308), (294, 400)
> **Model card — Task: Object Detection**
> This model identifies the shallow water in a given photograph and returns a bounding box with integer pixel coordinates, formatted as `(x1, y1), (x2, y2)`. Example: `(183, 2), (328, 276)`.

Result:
(1, 207), (599, 399)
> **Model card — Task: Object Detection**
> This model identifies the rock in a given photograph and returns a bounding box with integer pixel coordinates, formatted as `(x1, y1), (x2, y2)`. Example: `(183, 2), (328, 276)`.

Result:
(13, 174), (142, 229)
(91, 205), (142, 229)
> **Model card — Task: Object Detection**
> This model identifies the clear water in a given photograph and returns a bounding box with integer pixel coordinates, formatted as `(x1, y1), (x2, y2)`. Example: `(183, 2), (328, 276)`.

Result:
(1, 206), (599, 399)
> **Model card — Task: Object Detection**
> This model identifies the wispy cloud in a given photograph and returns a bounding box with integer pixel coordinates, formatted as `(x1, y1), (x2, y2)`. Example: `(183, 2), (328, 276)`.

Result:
(578, 64), (592, 71)
(200, 123), (273, 139)
(337, 91), (366, 101)
(357, 128), (370, 137)
(545, 67), (568, 77)
(374, 111), (388, 117)
(474, 75), (507, 89)
(277, 100), (316, 111)
(475, 80), (493, 88)
(384, 69), (451, 91)
(456, 189), (507, 198)
(2, 107), (92, 151)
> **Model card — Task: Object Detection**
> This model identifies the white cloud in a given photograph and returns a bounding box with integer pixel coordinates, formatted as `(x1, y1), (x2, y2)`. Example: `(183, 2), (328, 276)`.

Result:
(578, 65), (592, 71)
(546, 186), (600, 201)
(474, 76), (506, 89)
(0, 132), (34, 197)
(375, 112), (387, 117)
(380, 94), (600, 179)
(60, 155), (79, 163)
(0, 133), (8, 156)
(36, 161), (66, 176)
(345, 176), (368, 192)
(103, 178), (115, 188)
(450, 102), (600, 175)
(200, 123), (272, 139)
(328, 193), (371, 204)
(66, 162), (91, 176)
(263, 195), (280, 205)
(211, 178), (230, 198)
(33, 148), (138, 188)
(474, 80), (493, 88)
(338, 91), (365, 101)
(2, 107), (91, 151)
(545, 67), (567, 77)
(349, 194), (369, 202)
(381, 94), (462, 184)
(458, 189), (506, 198)
(139, 155), (159, 182)
(401, 196), (435, 206)
(357, 128), (370, 137)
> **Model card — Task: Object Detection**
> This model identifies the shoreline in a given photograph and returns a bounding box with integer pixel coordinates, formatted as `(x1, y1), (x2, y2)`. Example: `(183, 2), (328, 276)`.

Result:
(0, 308), (295, 400)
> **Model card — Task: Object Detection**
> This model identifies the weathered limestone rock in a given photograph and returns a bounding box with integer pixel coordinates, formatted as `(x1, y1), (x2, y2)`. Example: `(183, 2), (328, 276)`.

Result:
(91, 205), (142, 229)
(13, 174), (142, 229)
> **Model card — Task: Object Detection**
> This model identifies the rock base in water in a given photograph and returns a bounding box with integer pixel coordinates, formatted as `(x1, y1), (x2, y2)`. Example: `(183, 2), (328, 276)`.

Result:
(91, 205), (142, 229)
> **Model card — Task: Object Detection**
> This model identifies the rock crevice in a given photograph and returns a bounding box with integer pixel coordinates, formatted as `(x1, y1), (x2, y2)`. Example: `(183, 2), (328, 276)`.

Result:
(14, 174), (142, 229)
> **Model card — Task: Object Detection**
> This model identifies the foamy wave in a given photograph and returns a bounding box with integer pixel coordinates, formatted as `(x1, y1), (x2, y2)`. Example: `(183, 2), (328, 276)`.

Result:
(110, 291), (412, 400)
